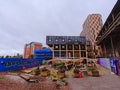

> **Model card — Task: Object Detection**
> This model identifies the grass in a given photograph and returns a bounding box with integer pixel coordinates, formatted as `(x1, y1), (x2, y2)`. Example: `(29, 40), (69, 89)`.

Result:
(0, 76), (4, 79)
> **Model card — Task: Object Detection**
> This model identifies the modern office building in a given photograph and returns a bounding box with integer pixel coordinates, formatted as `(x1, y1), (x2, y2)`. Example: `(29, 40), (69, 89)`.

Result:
(80, 14), (103, 57)
(96, 0), (120, 58)
(24, 42), (43, 58)
(46, 36), (88, 60)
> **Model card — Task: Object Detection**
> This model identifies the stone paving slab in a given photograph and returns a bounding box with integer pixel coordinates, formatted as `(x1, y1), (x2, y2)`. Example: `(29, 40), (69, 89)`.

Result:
(67, 65), (120, 90)
(67, 74), (120, 90)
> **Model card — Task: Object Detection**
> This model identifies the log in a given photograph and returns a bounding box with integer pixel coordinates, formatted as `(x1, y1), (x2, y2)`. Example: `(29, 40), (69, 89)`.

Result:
(19, 74), (30, 81)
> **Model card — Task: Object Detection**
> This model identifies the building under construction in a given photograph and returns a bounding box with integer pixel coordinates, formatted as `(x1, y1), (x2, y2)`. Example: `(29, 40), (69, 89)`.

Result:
(46, 36), (91, 60)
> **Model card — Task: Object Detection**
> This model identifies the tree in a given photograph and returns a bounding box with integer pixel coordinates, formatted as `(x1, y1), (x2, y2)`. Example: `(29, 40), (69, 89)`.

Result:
(34, 67), (40, 75)
(6, 55), (9, 58)
(29, 54), (34, 58)
(0, 56), (4, 58)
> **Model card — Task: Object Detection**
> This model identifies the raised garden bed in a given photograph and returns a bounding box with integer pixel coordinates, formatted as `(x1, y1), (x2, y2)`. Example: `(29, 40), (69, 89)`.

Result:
(87, 67), (99, 77)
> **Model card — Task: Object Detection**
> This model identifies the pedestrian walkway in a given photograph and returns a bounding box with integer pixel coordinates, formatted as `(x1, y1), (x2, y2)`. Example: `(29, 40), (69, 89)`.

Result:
(67, 64), (120, 90)
(97, 64), (111, 75)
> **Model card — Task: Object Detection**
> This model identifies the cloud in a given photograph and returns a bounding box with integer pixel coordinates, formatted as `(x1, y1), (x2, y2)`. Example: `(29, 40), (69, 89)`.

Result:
(0, 0), (117, 56)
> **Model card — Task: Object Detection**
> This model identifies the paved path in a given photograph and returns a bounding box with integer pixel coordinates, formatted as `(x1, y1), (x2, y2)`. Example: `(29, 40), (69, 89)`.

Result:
(67, 65), (120, 90)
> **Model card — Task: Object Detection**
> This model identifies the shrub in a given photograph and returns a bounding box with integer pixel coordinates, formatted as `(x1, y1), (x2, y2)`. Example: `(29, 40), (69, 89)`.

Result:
(56, 62), (66, 70)
(74, 68), (79, 74)
(0, 76), (4, 79)
(34, 67), (40, 75)
(58, 68), (65, 73)
(29, 54), (34, 58)
(41, 67), (48, 72)
(87, 67), (97, 72)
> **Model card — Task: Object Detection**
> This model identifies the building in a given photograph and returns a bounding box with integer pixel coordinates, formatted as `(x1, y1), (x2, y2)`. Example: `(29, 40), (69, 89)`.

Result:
(80, 14), (103, 57)
(46, 36), (88, 60)
(96, 0), (120, 58)
(34, 47), (52, 60)
(24, 42), (43, 58)
(86, 40), (93, 58)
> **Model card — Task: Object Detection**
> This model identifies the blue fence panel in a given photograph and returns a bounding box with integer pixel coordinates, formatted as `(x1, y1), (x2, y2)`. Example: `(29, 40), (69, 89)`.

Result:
(0, 58), (44, 72)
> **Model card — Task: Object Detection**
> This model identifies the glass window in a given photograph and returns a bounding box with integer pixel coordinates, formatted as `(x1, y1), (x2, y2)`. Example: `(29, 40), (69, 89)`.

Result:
(55, 46), (58, 48)
(62, 39), (65, 42)
(62, 46), (65, 48)
(68, 39), (71, 42)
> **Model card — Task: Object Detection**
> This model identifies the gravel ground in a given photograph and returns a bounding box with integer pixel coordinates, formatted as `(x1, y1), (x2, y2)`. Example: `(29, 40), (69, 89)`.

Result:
(0, 75), (56, 90)
(0, 73), (69, 90)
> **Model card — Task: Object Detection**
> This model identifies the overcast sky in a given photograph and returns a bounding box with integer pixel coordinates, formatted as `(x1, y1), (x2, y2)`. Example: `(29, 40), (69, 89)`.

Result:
(0, 0), (117, 56)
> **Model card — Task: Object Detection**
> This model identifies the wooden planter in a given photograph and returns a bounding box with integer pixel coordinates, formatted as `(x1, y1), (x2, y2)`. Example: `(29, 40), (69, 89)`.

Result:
(92, 71), (99, 77)
(87, 70), (99, 76)
(74, 73), (79, 78)
(57, 72), (65, 78)
(87, 71), (92, 76)
(40, 71), (49, 77)
(76, 72), (83, 78)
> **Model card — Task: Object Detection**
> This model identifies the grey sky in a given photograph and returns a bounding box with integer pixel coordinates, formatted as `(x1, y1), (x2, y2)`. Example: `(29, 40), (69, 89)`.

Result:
(0, 0), (117, 56)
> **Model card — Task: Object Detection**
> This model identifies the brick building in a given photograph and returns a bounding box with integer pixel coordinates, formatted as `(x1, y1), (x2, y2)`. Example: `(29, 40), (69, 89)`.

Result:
(80, 14), (103, 57)
(24, 42), (42, 58)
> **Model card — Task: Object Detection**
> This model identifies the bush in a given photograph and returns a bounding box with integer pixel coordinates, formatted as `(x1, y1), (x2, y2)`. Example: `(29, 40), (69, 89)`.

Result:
(74, 62), (80, 66)
(74, 68), (79, 74)
(87, 67), (97, 72)
(41, 67), (48, 72)
(56, 62), (66, 70)
(56, 62), (65, 66)
(0, 76), (4, 79)
(34, 67), (40, 75)
(75, 65), (80, 69)
(58, 68), (66, 73)
(29, 54), (34, 58)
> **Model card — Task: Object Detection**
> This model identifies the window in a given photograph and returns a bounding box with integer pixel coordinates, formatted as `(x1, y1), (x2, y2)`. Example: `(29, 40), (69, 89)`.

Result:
(81, 51), (86, 57)
(81, 45), (86, 50)
(74, 45), (79, 50)
(55, 46), (58, 48)
(68, 39), (71, 42)
(49, 39), (51, 41)
(62, 46), (65, 48)
(75, 40), (77, 42)
(62, 39), (65, 42)
(75, 40), (78, 44)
